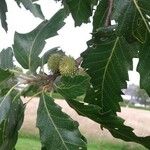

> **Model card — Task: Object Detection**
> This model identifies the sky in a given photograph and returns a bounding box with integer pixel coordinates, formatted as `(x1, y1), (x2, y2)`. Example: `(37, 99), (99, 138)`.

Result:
(128, 58), (140, 86)
(0, 0), (140, 85)
(0, 0), (92, 58)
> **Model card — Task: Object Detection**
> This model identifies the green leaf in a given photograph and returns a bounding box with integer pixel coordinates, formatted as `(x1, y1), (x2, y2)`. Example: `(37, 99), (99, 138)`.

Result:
(115, 1), (136, 39)
(138, 0), (150, 16)
(69, 99), (150, 149)
(132, 0), (150, 43)
(133, 0), (150, 33)
(0, 67), (15, 97)
(112, 0), (131, 21)
(81, 36), (135, 114)
(57, 75), (90, 99)
(93, 0), (109, 32)
(13, 9), (67, 73)
(14, 0), (45, 20)
(0, 93), (25, 149)
(0, 47), (14, 69)
(0, 68), (13, 84)
(65, 0), (92, 26)
(0, 0), (8, 31)
(138, 34), (150, 95)
(57, 92), (150, 150)
(0, 89), (18, 125)
(55, 69), (150, 146)
(0, 95), (11, 124)
(0, 48), (16, 96)
(114, 0), (150, 42)
(36, 93), (87, 150)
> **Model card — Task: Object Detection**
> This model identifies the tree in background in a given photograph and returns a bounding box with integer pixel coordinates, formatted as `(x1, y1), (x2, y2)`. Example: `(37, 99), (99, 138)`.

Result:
(122, 84), (150, 106)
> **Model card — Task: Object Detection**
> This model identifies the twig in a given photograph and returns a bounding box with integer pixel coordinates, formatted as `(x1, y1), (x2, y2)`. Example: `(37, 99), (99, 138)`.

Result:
(76, 57), (83, 66)
(105, 0), (114, 27)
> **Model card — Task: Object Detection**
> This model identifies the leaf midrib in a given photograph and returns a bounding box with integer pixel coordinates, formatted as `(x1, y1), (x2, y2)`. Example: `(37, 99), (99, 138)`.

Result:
(133, 0), (150, 33)
(42, 93), (69, 150)
(100, 37), (119, 109)
(28, 21), (47, 71)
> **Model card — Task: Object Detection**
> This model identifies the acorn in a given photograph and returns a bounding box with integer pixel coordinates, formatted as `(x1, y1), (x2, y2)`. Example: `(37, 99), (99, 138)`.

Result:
(47, 53), (62, 73)
(59, 56), (77, 76)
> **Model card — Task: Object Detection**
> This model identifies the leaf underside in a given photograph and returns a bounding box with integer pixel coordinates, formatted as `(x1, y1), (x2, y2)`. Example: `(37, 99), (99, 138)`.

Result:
(15, 0), (45, 20)
(0, 93), (24, 149)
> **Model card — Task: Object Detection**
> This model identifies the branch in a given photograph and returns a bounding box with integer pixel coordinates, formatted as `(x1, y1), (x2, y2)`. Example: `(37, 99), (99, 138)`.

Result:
(105, 0), (114, 27)
(76, 57), (83, 66)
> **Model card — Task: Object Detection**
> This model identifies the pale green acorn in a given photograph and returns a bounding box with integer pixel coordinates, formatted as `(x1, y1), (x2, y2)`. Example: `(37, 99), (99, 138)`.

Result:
(59, 56), (77, 76)
(47, 53), (62, 73)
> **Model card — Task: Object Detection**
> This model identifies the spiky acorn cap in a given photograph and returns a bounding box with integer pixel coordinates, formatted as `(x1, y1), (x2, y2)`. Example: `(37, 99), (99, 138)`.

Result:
(59, 56), (77, 76)
(47, 53), (62, 73)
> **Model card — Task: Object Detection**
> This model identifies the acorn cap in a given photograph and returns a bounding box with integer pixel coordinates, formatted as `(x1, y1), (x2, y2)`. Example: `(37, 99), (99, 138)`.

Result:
(59, 56), (77, 76)
(47, 53), (62, 73)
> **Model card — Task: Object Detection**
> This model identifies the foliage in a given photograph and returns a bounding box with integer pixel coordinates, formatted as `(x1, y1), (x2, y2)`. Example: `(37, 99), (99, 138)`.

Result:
(0, 0), (150, 149)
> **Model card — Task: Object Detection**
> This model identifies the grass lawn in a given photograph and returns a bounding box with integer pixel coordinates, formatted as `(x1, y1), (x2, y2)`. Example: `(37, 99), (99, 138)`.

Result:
(88, 140), (147, 150)
(16, 138), (41, 150)
(16, 136), (147, 150)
